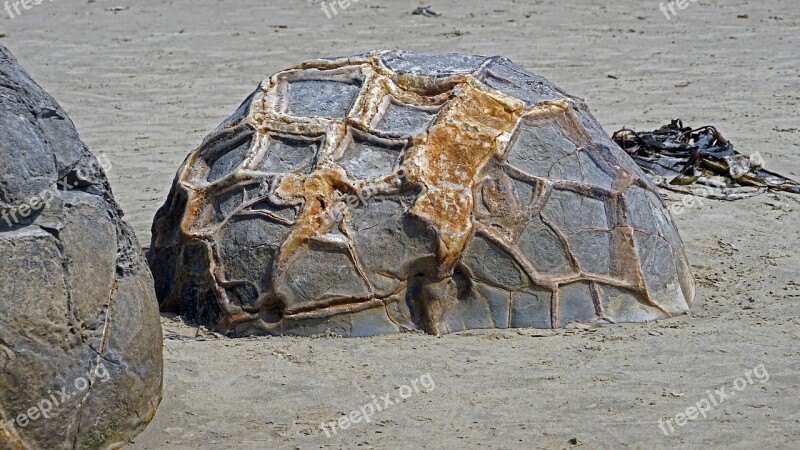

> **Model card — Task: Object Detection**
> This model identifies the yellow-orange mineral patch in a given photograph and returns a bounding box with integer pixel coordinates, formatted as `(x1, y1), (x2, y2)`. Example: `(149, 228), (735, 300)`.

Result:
(403, 83), (524, 274)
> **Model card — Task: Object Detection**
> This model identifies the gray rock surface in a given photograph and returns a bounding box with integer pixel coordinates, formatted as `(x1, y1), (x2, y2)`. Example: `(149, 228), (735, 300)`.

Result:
(150, 51), (694, 337)
(0, 45), (163, 449)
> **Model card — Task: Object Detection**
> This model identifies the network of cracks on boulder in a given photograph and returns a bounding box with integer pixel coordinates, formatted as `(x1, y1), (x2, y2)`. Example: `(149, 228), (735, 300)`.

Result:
(175, 56), (693, 336)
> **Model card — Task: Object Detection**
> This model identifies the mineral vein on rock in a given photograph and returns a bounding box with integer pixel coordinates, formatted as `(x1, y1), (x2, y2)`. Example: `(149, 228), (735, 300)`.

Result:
(150, 51), (695, 337)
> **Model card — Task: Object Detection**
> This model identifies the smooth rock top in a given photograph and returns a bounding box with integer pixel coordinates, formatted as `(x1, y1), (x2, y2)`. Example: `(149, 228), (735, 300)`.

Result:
(0, 45), (163, 449)
(150, 50), (695, 337)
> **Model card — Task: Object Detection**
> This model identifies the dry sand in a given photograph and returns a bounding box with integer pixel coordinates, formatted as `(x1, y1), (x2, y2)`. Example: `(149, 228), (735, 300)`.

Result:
(2, 0), (799, 448)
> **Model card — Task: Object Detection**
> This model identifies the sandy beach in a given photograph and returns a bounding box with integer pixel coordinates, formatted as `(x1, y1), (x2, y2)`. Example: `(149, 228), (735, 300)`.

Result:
(1, 0), (799, 448)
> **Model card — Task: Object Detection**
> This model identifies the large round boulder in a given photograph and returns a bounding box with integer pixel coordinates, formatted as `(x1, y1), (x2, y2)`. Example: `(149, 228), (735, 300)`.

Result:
(0, 45), (163, 449)
(150, 51), (695, 337)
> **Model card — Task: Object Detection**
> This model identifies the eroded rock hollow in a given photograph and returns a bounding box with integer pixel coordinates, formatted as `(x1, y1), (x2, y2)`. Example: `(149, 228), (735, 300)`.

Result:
(0, 45), (163, 448)
(150, 51), (695, 337)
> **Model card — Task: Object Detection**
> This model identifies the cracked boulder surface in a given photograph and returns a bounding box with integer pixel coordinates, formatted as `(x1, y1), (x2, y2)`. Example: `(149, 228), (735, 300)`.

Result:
(0, 45), (163, 449)
(150, 50), (695, 337)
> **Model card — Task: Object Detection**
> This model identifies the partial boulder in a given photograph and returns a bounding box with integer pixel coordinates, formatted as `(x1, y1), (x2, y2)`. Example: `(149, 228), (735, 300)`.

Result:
(150, 51), (695, 337)
(0, 45), (163, 449)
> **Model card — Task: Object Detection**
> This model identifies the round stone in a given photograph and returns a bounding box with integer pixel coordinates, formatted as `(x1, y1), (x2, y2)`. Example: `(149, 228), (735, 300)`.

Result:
(149, 50), (695, 337)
